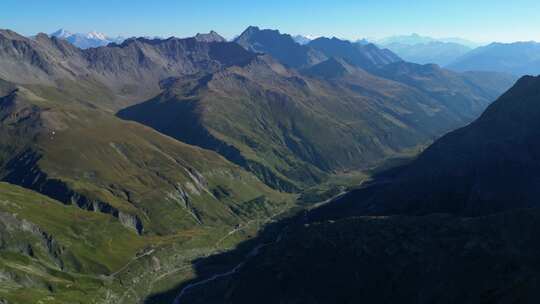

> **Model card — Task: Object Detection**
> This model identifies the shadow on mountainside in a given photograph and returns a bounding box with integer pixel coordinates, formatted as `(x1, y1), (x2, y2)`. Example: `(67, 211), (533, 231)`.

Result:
(143, 158), (540, 304)
(143, 209), (303, 304)
(143, 164), (406, 304)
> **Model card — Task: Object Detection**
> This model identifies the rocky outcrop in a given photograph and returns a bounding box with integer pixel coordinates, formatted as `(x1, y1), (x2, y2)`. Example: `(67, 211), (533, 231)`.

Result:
(0, 29), (258, 108)
(234, 26), (327, 68)
(194, 31), (227, 43)
(307, 36), (402, 71)
(166, 185), (203, 225)
(2, 150), (144, 234)
(0, 212), (65, 269)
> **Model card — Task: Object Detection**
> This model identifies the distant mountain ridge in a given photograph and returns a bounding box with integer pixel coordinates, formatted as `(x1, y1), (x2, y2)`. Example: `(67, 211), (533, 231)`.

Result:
(292, 34), (314, 45)
(235, 26), (402, 70)
(0, 27), (517, 193)
(0, 25), (523, 302)
(376, 33), (482, 48)
(447, 41), (540, 76)
(314, 75), (540, 219)
(382, 41), (472, 66)
(178, 73), (540, 304)
(0, 29), (257, 109)
(50, 28), (125, 48)
(373, 33), (482, 66)
(307, 36), (402, 71)
(194, 30), (227, 43)
(234, 26), (328, 68)
(117, 27), (515, 191)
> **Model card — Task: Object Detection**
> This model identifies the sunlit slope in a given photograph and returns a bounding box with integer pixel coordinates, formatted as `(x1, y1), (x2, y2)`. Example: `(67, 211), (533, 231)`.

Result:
(0, 83), (291, 236)
(0, 182), (145, 303)
(119, 57), (515, 191)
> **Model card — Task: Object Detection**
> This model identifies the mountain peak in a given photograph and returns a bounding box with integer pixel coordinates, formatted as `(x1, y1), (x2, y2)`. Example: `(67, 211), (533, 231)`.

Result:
(194, 30), (226, 43)
(47, 29), (124, 49)
(86, 31), (107, 40)
(51, 28), (73, 38)
(0, 29), (24, 40)
(308, 36), (402, 70)
(292, 35), (312, 45)
(480, 75), (540, 120)
(511, 75), (540, 90)
(244, 25), (261, 33)
(302, 57), (354, 78)
(234, 26), (326, 68)
(448, 41), (540, 75)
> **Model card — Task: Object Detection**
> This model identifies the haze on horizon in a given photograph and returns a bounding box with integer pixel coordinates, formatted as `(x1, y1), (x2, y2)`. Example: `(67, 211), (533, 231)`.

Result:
(1, 0), (539, 43)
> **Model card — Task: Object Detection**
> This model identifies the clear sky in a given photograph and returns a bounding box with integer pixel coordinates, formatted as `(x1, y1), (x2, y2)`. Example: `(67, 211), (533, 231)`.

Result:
(1, 0), (539, 42)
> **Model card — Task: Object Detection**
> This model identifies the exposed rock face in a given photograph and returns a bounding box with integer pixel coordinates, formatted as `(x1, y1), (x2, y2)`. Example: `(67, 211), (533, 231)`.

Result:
(0, 29), (257, 109)
(0, 27), (531, 302)
(0, 87), (44, 167)
(119, 54), (515, 191)
(0, 28), (518, 193)
(307, 36), (402, 71)
(194, 31), (227, 43)
(234, 26), (327, 68)
(2, 150), (144, 234)
(0, 211), (64, 269)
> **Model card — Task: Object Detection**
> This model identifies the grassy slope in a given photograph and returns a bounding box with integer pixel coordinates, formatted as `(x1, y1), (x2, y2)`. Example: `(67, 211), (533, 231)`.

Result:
(2, 84), (291, 233)
(0, 83), (294, 303)
(119, 58), (513, 193)
(0, 181), (283, 304)
(0, 182), (145, 303)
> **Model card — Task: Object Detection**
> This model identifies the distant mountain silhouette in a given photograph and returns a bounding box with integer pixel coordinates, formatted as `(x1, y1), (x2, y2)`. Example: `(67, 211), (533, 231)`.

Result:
(50, 28), (124, 48)
(378, 33), (481, 48)
(194, 31), (227, 43)
(307, 37), (402, 71)
(179, 74), (540, 304)
(317, 75), (540, 218)
(292, 34), (312, 45)
(383, 41), (472, 66)
(234, 26), (327, 68)
(448, 42), (540, 76)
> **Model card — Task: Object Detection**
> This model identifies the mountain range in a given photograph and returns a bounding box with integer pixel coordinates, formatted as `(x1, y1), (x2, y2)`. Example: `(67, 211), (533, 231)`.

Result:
(47, 29), (540, 77)
(447, 41), (540, 76)
(292, 35), (313, 45)
(50, 28), (125, 48)
(0, 25), (521, 303)
(118, 26), (514, 192)
(382, 41), (472, 66)
(373, 34), (479, 66)
(175, 75), (540, 304)
(376, 33), (482, 48)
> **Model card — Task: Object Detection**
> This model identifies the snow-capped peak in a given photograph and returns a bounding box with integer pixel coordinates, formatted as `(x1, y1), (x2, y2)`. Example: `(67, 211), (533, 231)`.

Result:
(51, 28), (73, 39)
(293, 34), (319, 45)
(47, 29), (125, 49)
(86, 31), (107, 40)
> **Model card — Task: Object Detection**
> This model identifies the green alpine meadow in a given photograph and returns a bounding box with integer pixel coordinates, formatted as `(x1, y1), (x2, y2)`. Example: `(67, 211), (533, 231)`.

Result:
(1, 1), (540, 303)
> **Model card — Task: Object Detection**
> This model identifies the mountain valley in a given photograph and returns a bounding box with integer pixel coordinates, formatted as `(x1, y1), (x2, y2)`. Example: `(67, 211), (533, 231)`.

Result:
(0, 24), (529, 304)
(171, 75), (540, 304)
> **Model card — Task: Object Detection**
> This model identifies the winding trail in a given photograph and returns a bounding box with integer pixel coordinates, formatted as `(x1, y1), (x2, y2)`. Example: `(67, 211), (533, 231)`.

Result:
(172, 191), (347, 304)
(109, 248), (155, 277)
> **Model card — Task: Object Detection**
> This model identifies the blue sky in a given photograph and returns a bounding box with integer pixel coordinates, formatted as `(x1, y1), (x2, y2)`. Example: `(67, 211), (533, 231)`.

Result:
(1, 0), (539, 42)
